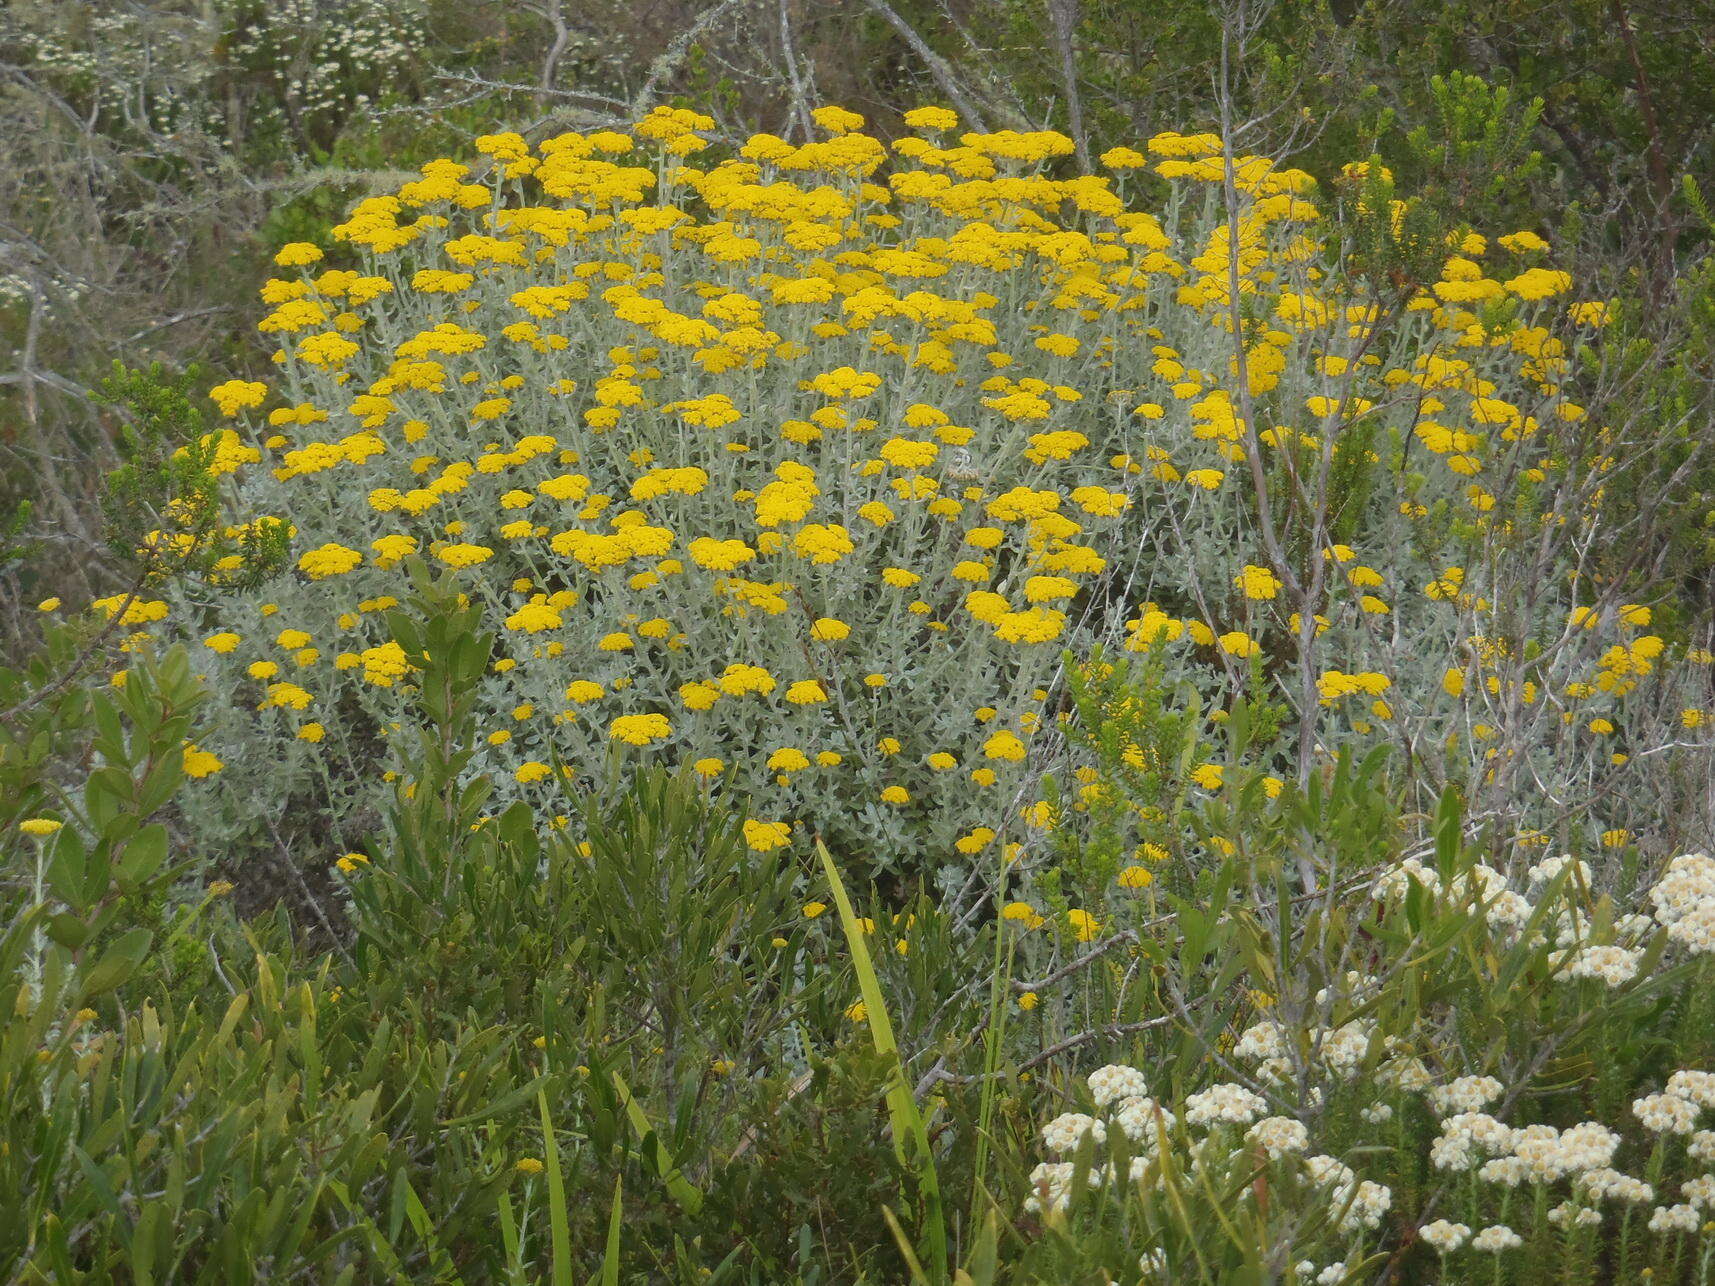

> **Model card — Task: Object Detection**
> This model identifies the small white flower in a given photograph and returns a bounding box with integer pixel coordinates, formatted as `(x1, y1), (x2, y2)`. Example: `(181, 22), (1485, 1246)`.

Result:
(1689, 1130), (1715, 1163)
(1339, 1180), (1391, 1233)
(1633, 1092), (1700, 1135)
(1547, 1200), (1602, 1228)
(1022, 1160), (1099, 1214)
(1316, 1022), (1373, 1078)
(1648, 1203), (1700, 1234)
(1580, 1167), (1654, 1204)
(1087, 1063), (1150, 1107)
(1556, 943), (1641, 987)
(1184, 1083), (1268, 1128)
(1668, 1070), (1715, 1109)
(1041, 1112), (1106, 1155)
(1428, 1074), (1503, 1115)
(1114, 1096), (1176, 1146)
(1418, 1219), (1470, 1252)
(1479, 1155), (1529, 1186)
(1246, 1115), (1309, 1158)
(1528, 854), (1591, 888)
(1485, 890), (1536, 932)
(1470, 1224), (1522, 1251)
(1378, 1056), (1433, 1093)
(1304, 1154), (1355, 1190)
(1234, 1020), (1288, 1062)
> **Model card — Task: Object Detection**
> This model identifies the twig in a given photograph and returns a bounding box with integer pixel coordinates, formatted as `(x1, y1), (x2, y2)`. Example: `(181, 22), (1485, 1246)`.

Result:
(859, 0), (988, 128)
(918, 1015), (1176, 1091)
(633, 0), (755, 116)
(263, 812), (356, 970)
(0, 563), (152, 724)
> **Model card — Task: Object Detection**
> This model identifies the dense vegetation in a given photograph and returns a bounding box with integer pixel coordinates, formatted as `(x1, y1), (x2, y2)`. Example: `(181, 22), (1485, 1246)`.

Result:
(3, 2), (1714, 1281)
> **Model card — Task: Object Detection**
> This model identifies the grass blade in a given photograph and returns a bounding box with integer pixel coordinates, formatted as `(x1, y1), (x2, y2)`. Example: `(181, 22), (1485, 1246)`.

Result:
(600, 1175), (623, 1286)
(817, 840), (948, 1283)
(611, 1069), (704, 1215)
(538, 1089), (574, 1286)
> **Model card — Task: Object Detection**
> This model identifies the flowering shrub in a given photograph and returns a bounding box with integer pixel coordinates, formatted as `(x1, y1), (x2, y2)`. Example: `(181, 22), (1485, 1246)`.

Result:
(99, 102), (1710, 878)
(11, 581), (1715, 1280)
(10, 0), (427, 153)
(1005, 832), (1715, 1282)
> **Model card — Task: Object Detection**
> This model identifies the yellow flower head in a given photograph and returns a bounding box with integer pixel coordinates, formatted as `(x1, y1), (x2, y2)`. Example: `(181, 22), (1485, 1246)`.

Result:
(609, 714), (672, 747)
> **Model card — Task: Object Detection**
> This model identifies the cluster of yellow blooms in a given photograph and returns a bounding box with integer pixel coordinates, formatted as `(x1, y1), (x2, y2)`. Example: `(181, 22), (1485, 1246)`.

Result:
(105, 101), (1705, 885)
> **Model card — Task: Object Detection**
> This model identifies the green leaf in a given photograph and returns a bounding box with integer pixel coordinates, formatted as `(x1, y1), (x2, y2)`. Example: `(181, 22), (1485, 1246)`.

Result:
(45, 912), (90, 950)
(79, 927), (153, 999)
(1433, 786), (1462, 880)
(818, 840), (946, 1282)
(45, 829), (90, 912)
(439, 1074), (549, 1128)
(42, 1213), (76, 1283)
(538, 1090), (574, 1286)
(598, 1174), (623, 1286)
(117, 823), (171, 892)
(611, 1070), (702, 1215)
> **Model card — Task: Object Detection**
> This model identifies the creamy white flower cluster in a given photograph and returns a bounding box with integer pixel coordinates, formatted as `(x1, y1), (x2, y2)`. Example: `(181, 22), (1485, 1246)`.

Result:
(1470, 1223), (1523, 1251)
(1555, 942), (1642, 987)
(1417, 1219), (1469, 1252)
(1578, 1167), (1655, 1203)
(1234, 1018), (1375, 1083)
(1428, 1111), (1519, 1172)
(1426, 1073), (1502, 1115)
(1430, 1109), (1627, 1189)
(1303, 1153), (1393, 1233)
(1184, 1082), (1269, 1127)
(1416, 1086), (1715, 1239)
(1376, 1052), (1435, 1094)
(1418, 1219), (1524, 1254)
(1547, 1200), (1603, 1228)
(1632, 1069), (1715, 1137)
(1651, 852), (1715, 953)
(1374, 850), (1715, 982)
(1022, 1158), (1104, 1216)
(1648, 1203), (1701, 1233)
(1247, 1115), (1310, 1158)
(1371, 858), (1533, 937)
(1026, 1065), (1176, 1214)
(1041, 1111), (1107, 1155)
(1528, 854), (1592, 889)
(1294, 1261), (1346, 1284)
(1024, 1062), (1391, 1251)
(1087, 1062), (1151, 1107)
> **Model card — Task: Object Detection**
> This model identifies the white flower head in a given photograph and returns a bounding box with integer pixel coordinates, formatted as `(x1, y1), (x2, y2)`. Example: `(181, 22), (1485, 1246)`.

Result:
(1418, 1219), (1470, 1253)
(1041, 1112), (1106, 1155)
(1087, 1063), (1150, 1107)
(1470, 1224), (1522, 1252)
(1184, 1082), (1268, 1129)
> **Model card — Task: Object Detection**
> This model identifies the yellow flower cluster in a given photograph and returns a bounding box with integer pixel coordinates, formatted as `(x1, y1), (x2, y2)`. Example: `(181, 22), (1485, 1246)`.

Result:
(135, 102), (1707, 872)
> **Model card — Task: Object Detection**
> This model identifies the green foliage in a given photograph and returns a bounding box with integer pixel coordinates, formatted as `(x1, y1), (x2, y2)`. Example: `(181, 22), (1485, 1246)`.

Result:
(2, 579), (903, 1282)
(2, 636), (212, 992)
(6, 10), (1715, 1278)
(7, 585), (1715, 1281)
(1401, 71), (1545, 229)
(819, 840), (946, 1280)
(94, 362), (288, 588)
(0, 498), (37, 576)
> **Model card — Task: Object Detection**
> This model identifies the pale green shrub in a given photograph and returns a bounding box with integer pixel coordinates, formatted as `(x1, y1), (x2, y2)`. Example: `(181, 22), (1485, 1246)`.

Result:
(86, 104), (1709, 882)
